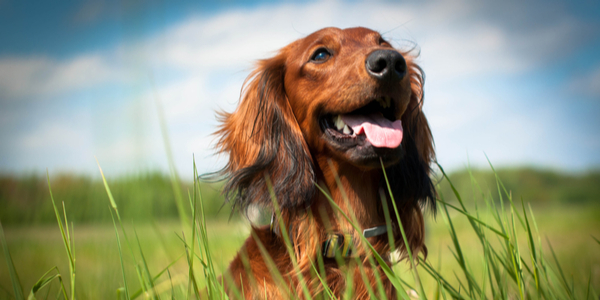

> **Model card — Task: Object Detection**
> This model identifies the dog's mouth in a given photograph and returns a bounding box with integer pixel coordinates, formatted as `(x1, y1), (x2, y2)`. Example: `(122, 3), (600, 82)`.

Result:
(320, 96), (403, 149)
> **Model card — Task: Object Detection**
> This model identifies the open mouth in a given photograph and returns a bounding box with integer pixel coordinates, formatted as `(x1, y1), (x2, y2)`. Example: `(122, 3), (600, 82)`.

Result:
(320, 96), (403, 149)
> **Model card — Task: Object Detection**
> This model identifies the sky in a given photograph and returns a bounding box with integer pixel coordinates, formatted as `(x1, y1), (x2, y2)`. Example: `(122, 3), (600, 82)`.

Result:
(0, 0), (599, 178)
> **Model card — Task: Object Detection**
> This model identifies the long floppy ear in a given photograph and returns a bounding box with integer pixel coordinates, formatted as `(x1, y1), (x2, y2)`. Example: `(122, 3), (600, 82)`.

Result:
(385, 55), (436, 211)
(215, 50), (315, 216)
(381, 53), (436, 259)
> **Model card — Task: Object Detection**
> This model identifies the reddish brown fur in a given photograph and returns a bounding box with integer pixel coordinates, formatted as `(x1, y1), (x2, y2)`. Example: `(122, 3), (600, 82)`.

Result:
(214, 27), (435, 299)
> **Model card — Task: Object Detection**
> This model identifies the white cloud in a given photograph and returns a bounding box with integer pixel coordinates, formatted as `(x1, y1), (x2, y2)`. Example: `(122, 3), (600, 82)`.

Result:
(0, 54), (124, 99)
(18, 121), (89, 150)
(2, 0), (581, 100)
(1, 0), (596, 175)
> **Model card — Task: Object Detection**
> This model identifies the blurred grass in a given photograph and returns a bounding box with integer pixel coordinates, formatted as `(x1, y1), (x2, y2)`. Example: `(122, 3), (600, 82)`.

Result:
(438, 168), (600, 206)
(401, 204), (600, 296)
(1, 205), (598, 298)
(1, 167), (599, 299)
(0, 172), (233, 225)
(2, 168), (598, 225)
(0, 221), (249, 299)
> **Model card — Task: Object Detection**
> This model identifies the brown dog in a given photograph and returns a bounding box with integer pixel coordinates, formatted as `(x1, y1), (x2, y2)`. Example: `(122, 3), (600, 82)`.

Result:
(214, 27), (435, 299)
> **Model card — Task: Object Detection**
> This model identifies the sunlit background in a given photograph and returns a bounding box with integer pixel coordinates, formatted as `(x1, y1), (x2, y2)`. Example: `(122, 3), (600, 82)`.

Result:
(1, 0), (599, 177)
(1, 1), (600, 298)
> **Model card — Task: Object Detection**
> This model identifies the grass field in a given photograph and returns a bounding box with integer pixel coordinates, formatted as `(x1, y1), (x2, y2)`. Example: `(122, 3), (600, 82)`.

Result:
(1, 167), (600, 299)
(1, 205), (599, 299)
(1, 221), (248, 299)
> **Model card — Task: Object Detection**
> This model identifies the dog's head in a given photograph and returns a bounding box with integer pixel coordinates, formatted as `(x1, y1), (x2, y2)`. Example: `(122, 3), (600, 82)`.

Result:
(216, 27), (435, 215)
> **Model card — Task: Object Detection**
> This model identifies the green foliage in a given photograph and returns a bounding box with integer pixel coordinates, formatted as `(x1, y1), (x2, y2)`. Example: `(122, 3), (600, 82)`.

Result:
(0, 172), (232, 225)
(0, 222), (24, 300)
(438, 167), (600, 206)
(2, 167), (598, 225)
(0, 165), (599, 299)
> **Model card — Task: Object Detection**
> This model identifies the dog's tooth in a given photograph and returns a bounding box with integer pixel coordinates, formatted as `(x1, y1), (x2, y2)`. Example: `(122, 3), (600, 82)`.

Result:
(343, 125), (352, 135)
(334, 115), (345, 130)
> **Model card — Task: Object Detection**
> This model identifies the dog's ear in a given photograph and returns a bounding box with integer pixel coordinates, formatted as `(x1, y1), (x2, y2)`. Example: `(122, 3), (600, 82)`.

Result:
(385, 55), (436, 211)
(216, 50), (315, 216)
(382, 54), (436, 259)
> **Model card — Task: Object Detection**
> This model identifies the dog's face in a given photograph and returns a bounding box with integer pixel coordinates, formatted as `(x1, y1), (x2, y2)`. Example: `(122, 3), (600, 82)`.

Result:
(283, 27), (414, 169)
(217, 26), (433, 211)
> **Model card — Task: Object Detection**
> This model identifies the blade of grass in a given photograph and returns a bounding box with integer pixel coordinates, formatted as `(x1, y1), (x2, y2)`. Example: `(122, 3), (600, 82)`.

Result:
(46, 171), (75, 300)
(186, 165), (199, 299)
(265, 175), (313, 300)
(133, 227), (159, 300)
(439, 201), (478, 297)
(249, 230), (294, 299)
(546, 237), (575, 299)
(521, 199), (539, 294)
(167, 268), (174, 300)
(0, 222), (25, 300)
(109, 208), (130, 300)
(380, 161), (427, 300)
(586, 270), (592, 300)
(308, 260), (334, 299)
(314, 183), (413, 300)
(27, 267), (68, 300)
(96, 158), (147, 295)
(61, 203), (76, 300)
(417, 258), (468, 300)
(508, 207), (525, 300)
(436, 200), (508, 239)
(181, 232), (201, 299)
(326, 160), (401, 299)
(192, 158), (228, 298)
(484, 156), (526, 228)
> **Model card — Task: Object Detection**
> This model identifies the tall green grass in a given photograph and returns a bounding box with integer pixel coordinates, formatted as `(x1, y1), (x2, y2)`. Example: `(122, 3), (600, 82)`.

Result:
(0, 172), (230, 225)
(1, 160), (598, 299)
(437, 168), (600, 206)
(2, 168), (598, 225)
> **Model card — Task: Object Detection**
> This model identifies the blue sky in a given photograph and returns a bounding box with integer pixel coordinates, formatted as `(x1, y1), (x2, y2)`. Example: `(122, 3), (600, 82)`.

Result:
(1, 0), (599, 178)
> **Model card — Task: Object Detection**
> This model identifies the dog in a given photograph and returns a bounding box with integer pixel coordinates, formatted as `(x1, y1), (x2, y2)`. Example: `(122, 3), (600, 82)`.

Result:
(214, 27), (435, 299)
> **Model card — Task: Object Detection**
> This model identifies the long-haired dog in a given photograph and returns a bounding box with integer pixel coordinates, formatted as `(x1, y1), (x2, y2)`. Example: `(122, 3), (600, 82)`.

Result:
(214, 27), (435, 299)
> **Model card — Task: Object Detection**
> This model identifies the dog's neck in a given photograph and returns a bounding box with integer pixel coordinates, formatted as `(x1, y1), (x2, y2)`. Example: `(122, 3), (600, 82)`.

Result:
(313, 157), (385, 234)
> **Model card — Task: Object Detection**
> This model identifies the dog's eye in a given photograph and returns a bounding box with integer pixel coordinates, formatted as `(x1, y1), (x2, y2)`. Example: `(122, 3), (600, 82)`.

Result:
(310, 48), (331, 63)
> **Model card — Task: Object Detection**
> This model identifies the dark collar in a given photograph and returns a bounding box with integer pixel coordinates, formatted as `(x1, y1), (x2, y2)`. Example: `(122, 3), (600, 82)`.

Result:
(270, 214), (388, 258)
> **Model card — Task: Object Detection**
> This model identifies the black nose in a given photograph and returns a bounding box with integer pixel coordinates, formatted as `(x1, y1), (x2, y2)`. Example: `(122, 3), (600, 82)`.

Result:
(365, 50), (407, 82)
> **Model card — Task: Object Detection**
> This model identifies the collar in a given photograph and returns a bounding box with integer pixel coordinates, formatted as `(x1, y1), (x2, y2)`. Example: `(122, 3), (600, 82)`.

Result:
(321, 225), (388, 258)
(270, 213), (388, 258)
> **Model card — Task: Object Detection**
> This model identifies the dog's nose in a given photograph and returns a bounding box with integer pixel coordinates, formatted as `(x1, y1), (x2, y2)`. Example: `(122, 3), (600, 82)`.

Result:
(365, 50), (407, 82)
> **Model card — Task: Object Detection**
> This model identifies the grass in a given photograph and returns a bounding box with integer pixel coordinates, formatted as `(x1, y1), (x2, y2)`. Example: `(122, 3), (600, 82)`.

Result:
(0, 172), (229, 225)
(437, 168), (600, 206)
(1, 162), (599, 299)
(2, 168), (598, 225)
(0, 222), (248, 299)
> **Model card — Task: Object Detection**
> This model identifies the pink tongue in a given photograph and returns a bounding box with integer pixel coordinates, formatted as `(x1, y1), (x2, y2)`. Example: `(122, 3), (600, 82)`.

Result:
(341, 114), (403, 148)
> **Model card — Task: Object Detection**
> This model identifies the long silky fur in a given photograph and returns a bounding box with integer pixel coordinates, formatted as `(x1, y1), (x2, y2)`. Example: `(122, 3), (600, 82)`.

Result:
(385, 59), (436, 213)
(215, 54), (316, 216)
(379, 58), (436, 261)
